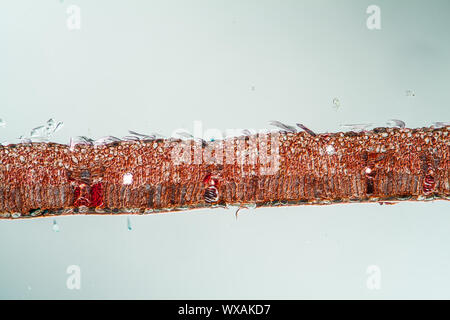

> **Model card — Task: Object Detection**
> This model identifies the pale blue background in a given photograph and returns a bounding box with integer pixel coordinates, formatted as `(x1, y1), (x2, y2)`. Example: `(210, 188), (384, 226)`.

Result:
(0, 0), (449, 299)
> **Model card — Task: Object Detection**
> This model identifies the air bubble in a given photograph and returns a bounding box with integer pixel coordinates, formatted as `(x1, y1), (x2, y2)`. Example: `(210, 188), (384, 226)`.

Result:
(127, 216), (132, 231)
(52, 219), (60, 232)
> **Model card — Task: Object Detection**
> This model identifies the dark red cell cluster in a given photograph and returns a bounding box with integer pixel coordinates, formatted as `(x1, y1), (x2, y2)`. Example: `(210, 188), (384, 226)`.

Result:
(73, 182), (104, 208)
